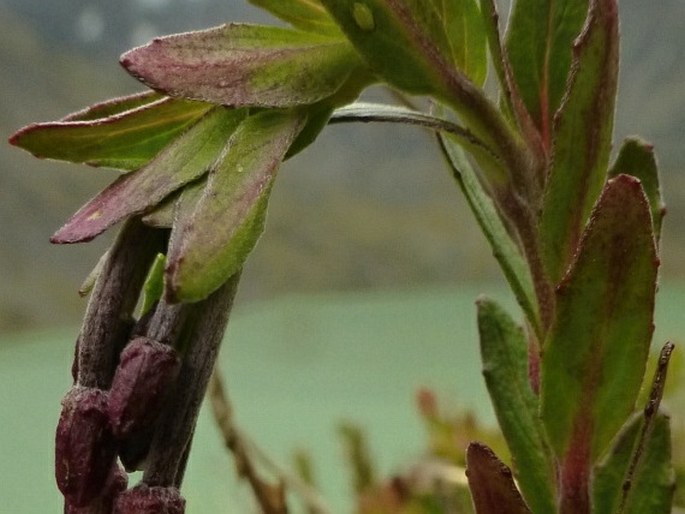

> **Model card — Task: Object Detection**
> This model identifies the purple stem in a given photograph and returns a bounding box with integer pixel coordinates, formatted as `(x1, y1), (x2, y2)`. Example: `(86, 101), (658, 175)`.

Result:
(142, 272), (242, 487)
(75, 219), (166, 389)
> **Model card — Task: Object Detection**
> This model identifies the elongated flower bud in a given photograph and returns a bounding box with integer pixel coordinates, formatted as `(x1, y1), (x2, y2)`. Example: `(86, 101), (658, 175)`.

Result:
(118, 426), (154, 472)
(108, 337), (180, 439)
(56, 387), (117, 507)
(113, 485), (185, 514)
(65, 464), (128, 514)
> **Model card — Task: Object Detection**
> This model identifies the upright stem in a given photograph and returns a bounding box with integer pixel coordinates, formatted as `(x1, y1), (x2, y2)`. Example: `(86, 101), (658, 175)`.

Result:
(559, 425), (592, 514)
(76, 219), (166, 389)
(499, 189), (555, 334)
(142, 272), (241, 487)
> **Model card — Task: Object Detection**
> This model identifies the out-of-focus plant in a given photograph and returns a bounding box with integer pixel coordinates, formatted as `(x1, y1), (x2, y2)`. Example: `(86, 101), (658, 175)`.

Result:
(9, 0), (679, 512)
(335, 389), (504, 514)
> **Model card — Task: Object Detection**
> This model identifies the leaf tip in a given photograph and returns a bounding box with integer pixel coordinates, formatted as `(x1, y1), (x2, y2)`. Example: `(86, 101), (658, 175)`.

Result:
(7, 123), (39, 152)
(7, 129), (22, 147)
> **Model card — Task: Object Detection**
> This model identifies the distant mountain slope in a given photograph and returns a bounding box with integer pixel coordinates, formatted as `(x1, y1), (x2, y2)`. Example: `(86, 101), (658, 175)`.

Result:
(0, 8), (136, 330)
(617, 0), (685, 169)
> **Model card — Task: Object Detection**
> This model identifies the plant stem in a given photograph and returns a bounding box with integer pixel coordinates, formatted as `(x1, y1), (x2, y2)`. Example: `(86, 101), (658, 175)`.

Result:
(76, 219), (166, 389)
(618, 342), (675, 513)
(559, 425), (592, 514)
(504, 191), (555, 333)
(142, 272), (241, 487)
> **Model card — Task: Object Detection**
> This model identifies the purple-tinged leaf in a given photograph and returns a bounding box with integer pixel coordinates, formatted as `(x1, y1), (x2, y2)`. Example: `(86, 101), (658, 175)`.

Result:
(465, 442), (532, 514)
(51, 108), (246, 244)
(249, 0), (342, 35)
(121, 24), (362, 108)
(539, 0), (619, 284)
(166, 109), (306, 303)
(541, 175), (658, 464)
(609, 137), (665, 245)
(9, 97), (212, 171)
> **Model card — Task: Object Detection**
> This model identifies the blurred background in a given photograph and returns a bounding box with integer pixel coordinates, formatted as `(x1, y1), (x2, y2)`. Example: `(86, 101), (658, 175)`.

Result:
(1, 0), (684, 512)
(2, 0), (685, 331)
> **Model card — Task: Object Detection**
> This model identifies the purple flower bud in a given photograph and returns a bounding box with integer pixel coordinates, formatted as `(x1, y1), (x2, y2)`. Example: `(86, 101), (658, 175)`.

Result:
(65, 464), (128, 514)
(56, 387), (118, 507)
(118, 426), (154, 472)
(108, 337), (180, 439)
(113, 485), (185, 514)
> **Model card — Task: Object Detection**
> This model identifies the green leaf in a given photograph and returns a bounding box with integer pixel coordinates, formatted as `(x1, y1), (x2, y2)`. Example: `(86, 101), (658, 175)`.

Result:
(248, 0), (342, 35)
(9, 96), (212, 171)
(140, 253), (167, 317)
(51, 107), (247, 244)
(331, 102), (495, 155)
(478, 0), (544, 161)
(439, 134), (540, 333)
(466, 442), (532, 514)
(62, 91), (163, 122)
(426, 0), (487, 86)
(593, 413), (675, 514)
(538, 0), (619, 284)
(121, 24), (362, 108)
(476, 299), (555, 514)
(609, 137), (665, 245)
(141, 191), (178, 229)
(478, 0), (511, 111)
(321, 1), (531, 196)
(505, 0), (588, 141)
(540, 174), (658, 462)
(320, 0), (486, 95)
(78, 250), (110, 297)
(166, 109), (307, 303)
(287, 67), (377, 158)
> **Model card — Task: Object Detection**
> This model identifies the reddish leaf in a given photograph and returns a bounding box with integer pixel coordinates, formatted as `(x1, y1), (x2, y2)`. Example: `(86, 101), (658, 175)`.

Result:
(10, 96), (211, 171)
(121, 24), (362, 108)
(51, 108), (246, 244)
(539, 0), (620, 284)
(541, 175), (658, 462)
(466, 442), (532, 514)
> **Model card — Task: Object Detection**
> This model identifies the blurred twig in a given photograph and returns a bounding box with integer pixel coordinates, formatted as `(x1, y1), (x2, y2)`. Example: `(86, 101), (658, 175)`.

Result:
(208, 368), (333, 514)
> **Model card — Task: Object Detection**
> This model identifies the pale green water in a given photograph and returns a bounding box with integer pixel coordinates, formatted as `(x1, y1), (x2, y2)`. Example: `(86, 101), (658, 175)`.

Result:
(1, 284), (683, 512)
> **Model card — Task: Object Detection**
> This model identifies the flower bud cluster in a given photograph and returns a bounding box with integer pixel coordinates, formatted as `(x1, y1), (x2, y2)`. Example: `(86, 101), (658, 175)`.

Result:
(56, 387), (118, 507)
(113, 485), (186, 514)
(55, 222), (240, 513)
(108, 337), (181, 439)
(56, 337), (181, 511)
(64, 465), (128, 514)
